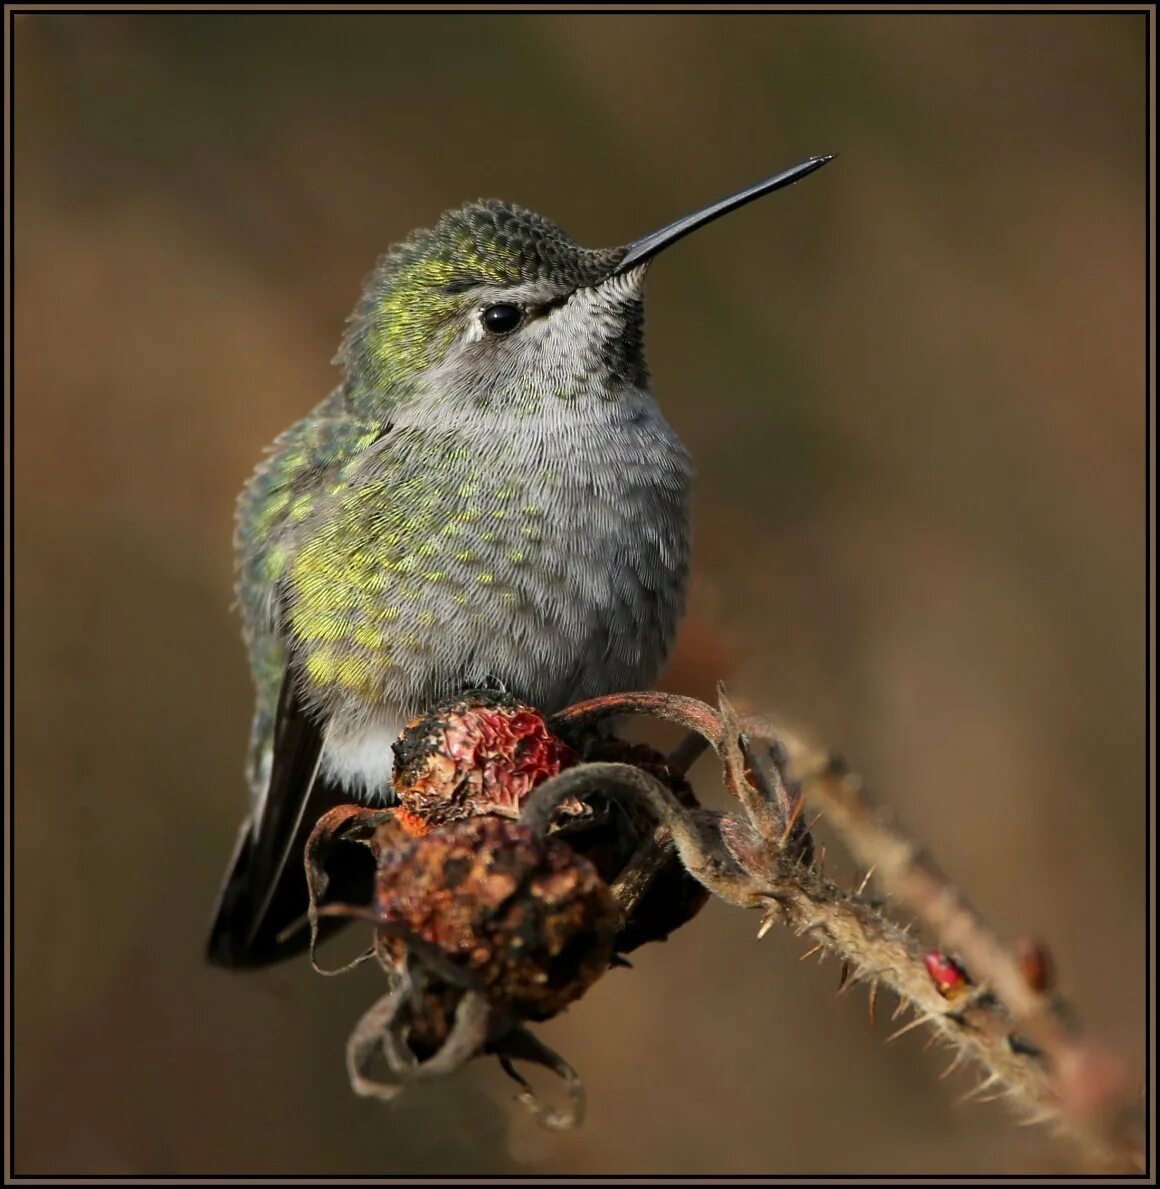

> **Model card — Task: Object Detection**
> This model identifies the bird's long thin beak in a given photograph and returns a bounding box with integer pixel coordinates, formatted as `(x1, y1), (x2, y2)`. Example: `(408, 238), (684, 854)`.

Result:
(613, 155), (835, 275)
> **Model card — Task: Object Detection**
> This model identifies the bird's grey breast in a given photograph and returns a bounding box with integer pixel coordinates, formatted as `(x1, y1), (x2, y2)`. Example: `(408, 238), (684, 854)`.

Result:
(488, 391), (693, 710)
(332, 389), (691, 720)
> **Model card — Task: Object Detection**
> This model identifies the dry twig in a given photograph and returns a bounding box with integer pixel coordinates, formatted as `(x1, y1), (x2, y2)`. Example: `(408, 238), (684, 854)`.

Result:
(547, 687), (1144, 1171)
(309, 687), (1143, 1169)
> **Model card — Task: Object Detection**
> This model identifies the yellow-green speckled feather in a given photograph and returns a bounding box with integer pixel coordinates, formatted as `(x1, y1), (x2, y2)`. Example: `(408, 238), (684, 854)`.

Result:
(234, 389), (387, 793)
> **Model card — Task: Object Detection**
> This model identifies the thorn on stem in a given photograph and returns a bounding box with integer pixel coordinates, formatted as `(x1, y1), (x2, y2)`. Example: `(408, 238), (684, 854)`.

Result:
(836, 960), (851, 996)
(939, 1049), (967, 1080)
(1017, 1107), (1058, 1128)
(779, 793), (805, 847)
(885, 1012), (931, 1045)
(958, 1072), (1004, 1105)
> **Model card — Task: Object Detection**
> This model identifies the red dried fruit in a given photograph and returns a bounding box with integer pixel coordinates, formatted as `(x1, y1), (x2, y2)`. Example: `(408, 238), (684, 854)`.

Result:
(371, 816), (620, 1021)
(392, 693), (579, 831)
(924, 950), (972, 1001)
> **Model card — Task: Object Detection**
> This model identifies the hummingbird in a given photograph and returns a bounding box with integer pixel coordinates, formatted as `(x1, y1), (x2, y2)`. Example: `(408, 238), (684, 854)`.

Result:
(207, 155), (834, 967)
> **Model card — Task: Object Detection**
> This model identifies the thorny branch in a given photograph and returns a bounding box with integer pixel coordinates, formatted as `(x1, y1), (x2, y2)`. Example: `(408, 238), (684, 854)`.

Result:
(777, 731), (1144, 1170)
(308, 687), (1144, 1171)
(548, 687), (1146, 1172)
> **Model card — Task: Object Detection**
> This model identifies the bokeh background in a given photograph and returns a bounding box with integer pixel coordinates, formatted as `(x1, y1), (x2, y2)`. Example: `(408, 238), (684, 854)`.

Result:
(13, 10), (1147, 1177)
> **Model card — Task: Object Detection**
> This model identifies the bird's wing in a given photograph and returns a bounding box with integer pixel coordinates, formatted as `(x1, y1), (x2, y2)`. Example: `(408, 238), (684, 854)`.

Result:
(206, 667), (347, 967)
(208, 402), (395, 969)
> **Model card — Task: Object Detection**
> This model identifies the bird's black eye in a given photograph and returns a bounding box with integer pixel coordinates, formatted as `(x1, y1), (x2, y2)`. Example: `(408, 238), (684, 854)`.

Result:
(481, 304), (523, 335)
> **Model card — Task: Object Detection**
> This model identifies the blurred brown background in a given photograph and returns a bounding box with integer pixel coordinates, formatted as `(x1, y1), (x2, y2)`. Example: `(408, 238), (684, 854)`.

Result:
(13, 10), (1146, 1177)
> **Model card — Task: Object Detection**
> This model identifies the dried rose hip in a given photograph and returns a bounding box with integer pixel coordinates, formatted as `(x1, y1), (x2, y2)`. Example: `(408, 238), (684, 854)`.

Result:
(392, 693), (579, 834)
(372, 816), (620, 1021)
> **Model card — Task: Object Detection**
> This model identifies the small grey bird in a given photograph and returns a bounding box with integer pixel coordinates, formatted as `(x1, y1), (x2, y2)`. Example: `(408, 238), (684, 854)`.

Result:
(207, 155), (834, 967)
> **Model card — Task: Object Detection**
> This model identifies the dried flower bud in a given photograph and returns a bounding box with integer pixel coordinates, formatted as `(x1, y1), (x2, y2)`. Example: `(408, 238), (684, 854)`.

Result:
(372, 816), (620, 1021)
(924, 950), (973, 1001)
(392, 693), (579, 834)
(545, 736), (710, 951)
(1014, 937), (1053, 993)
(575, 737), (700, 807)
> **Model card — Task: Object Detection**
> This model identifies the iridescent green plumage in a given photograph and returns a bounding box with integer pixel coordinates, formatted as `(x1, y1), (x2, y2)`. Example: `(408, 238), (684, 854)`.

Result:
(234, 390), (385, 791)
(234, 201), (635, 800)
(339, 200), (622, 408)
